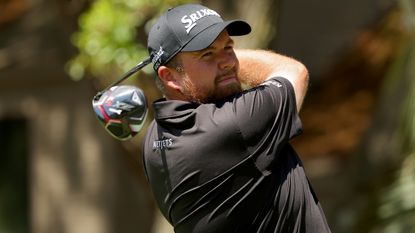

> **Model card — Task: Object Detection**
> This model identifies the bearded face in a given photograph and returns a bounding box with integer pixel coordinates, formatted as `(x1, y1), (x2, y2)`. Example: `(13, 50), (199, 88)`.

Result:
(179, 68), (242, 104)
(173, 31), (242, 104)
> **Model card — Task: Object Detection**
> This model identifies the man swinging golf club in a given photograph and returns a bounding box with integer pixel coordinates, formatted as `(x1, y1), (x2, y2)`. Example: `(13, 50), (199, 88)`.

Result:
(142, 3), (331, 233)
(93, 3), (331, 233)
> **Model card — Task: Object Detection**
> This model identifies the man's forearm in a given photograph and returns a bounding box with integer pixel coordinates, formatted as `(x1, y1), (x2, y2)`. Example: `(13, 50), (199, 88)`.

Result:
(235, 49), (309, 111)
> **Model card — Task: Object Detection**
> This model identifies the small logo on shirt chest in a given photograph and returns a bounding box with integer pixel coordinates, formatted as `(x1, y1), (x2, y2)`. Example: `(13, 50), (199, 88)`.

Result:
(153, 138), (173, 151)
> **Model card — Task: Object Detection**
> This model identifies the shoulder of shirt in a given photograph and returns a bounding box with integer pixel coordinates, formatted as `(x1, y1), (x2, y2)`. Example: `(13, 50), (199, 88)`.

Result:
(260, 76), (289, 88)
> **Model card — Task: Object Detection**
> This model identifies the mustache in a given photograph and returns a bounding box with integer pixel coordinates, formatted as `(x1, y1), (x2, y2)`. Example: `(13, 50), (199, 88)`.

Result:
(215, 68), (237, 81)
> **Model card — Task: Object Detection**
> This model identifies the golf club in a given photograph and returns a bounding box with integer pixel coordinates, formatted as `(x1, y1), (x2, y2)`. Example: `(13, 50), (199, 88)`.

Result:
(92, 57), (152, 140)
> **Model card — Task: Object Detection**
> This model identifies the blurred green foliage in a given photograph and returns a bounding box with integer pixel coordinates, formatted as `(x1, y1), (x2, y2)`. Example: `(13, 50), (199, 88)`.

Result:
(67, 0), (195, 82)
(379, 39), (415, 233)
(376, 1), (415, 231)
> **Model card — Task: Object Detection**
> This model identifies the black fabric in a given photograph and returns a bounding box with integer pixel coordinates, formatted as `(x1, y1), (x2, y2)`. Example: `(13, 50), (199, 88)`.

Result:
(142, 77), (331, 233)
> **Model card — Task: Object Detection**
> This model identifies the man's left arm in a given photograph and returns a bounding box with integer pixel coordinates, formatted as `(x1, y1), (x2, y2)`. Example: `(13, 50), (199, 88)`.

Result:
(235, 49), (309, 112)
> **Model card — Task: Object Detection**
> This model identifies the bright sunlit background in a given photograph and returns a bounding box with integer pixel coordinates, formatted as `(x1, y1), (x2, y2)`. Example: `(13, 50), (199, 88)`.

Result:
(0, 0), (414, 232)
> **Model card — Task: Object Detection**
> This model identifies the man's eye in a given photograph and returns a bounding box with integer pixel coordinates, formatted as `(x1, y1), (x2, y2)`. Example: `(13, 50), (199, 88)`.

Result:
(225, 45), (233, 51)
(202, 52), (213, 58)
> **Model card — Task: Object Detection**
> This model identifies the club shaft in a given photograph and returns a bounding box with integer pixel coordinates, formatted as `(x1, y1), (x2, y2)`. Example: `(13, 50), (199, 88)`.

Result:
(104, 57), (152, 92)
(93, 57), (152, 101)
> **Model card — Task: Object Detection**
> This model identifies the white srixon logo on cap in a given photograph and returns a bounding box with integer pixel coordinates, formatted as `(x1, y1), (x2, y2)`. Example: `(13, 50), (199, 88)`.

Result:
(181, 8), (221, 34)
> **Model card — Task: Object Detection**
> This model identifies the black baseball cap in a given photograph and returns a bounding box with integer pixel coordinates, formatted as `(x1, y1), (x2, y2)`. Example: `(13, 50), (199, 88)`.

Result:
(147, 4), (251, 71)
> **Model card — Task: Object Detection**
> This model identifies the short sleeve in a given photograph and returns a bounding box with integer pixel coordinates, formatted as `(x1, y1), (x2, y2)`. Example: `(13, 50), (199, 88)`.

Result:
(232, 77), (303, 171)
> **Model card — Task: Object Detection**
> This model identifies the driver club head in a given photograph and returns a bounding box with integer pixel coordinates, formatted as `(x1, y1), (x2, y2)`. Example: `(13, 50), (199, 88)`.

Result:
(92, 85), (148, 140)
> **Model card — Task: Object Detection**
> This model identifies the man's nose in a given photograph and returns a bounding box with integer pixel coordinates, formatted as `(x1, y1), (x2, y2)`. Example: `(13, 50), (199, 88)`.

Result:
(218, 51), (236, 70)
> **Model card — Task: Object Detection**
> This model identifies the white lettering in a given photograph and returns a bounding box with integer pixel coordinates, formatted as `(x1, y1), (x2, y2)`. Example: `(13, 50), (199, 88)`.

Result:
(196, 10), (203, 18)
(153, 138), (173, 151)
(190, 13), (199, 22)
(151, 46), (165, 67)
(181, 8), (221, 34)
(200, 9), (209, 15)
(181, 15), (193, 28)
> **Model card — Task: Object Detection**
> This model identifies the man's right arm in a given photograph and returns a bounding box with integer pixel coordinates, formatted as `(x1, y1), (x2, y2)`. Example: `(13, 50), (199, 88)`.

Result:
(235, 49), (309, 111)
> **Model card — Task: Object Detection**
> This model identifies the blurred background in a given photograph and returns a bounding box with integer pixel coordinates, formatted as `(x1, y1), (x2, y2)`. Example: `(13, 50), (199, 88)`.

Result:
(1, 0), (414, 232)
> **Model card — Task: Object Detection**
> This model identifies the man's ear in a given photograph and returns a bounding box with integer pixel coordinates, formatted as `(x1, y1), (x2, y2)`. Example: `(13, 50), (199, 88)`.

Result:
(158, 66), (181, 90)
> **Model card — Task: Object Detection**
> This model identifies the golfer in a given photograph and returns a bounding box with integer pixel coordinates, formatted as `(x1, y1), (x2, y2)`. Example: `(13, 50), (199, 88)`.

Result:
(142, 3), (331, 233)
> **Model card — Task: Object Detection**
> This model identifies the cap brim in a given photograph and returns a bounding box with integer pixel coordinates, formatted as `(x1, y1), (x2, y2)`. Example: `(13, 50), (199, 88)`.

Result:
(181, 20), (251, 52)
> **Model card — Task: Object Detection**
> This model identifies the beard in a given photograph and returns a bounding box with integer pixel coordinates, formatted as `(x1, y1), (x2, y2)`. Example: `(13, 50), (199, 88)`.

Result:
(180, 70), (242, 104)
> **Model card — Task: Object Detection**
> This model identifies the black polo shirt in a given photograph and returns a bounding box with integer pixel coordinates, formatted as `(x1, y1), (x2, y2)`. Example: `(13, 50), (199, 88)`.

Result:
(142, 77), (331, 233)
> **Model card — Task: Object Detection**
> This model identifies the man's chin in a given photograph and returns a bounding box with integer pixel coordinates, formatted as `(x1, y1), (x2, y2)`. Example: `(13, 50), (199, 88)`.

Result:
(187, 83), (243, 104)
(214, 83), (242, 101)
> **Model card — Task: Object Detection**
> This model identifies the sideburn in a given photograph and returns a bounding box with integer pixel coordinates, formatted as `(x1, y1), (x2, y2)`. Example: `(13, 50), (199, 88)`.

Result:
(180, 76), (214, 104)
